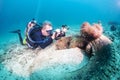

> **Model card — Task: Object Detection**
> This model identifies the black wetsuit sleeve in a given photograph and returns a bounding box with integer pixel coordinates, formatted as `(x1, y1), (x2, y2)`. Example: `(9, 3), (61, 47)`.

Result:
(38, 37), (53, 49)
(31, 30), (53, 49)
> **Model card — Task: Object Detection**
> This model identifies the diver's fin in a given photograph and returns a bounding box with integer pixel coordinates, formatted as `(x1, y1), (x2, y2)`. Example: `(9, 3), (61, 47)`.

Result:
(9, 29), (24, 45)
(9, 29), (21, 33)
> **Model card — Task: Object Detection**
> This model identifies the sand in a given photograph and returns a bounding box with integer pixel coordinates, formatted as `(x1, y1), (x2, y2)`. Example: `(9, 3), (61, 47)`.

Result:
(2, 43), (89, 77)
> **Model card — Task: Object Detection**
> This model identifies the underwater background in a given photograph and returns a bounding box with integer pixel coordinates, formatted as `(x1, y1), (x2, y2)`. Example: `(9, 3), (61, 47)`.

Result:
(0, 0), (120, 43)
(0, 0), (120, 80)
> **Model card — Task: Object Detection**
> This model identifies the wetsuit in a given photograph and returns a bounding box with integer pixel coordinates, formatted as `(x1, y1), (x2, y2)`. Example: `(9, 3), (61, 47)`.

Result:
(10, 28), (53, 49)
(26, 28), (53, 49)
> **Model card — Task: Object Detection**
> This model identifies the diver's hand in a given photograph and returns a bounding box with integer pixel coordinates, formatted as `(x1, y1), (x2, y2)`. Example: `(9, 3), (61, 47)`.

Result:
(51, 32), (56, 39)
(51, 32), (60, 39)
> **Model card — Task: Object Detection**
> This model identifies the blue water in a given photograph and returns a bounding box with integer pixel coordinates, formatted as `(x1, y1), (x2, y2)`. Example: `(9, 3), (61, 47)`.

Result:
(0, 0), (120, 42)
(0, 0), (120, 80)
(0, 0), (120, 38)
(0, 0), (120, 27)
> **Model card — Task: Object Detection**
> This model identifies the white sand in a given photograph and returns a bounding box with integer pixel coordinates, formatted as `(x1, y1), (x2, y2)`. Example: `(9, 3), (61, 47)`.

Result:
(2, 44), (89, 77)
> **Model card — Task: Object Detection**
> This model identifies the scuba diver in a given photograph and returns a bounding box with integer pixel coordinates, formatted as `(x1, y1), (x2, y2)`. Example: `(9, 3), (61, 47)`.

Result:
(10, 19), (57, 49)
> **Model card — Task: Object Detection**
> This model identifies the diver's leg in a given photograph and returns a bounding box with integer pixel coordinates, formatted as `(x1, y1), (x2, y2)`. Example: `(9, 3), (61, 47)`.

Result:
(18, 33), (24, 45)
(10, 30), (24, 45)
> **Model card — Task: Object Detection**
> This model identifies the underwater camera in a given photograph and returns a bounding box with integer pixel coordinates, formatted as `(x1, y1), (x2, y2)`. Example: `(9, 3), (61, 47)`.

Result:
(54, 25), (69, 40)
(55, 24), (69, 33)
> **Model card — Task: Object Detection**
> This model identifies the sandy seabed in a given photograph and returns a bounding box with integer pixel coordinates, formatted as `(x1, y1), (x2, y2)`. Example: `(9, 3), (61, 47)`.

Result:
(1, 43), (89, 77)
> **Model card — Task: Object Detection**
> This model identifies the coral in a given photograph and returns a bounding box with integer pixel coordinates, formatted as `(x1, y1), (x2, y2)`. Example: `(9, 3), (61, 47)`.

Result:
(78, 22), (112, 55)
(55, 22), (112, 57)
(85, 35), (112, 55)
(55, 37), (72, 50)
(55, 35), (83, 50)
(80, 22), (103, 41)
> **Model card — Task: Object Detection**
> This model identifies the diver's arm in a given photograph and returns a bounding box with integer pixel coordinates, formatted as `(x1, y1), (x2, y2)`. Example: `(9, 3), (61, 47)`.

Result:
(38, 37), (53, 49)
(34, 32), (57, 49)
(37, 32), (57, 48)
(39, 33), (56, 48)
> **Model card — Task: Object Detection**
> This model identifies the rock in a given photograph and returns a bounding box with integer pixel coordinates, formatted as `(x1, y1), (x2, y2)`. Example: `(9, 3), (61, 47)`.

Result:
(2, 43), (89, 79)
